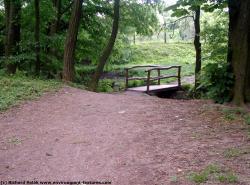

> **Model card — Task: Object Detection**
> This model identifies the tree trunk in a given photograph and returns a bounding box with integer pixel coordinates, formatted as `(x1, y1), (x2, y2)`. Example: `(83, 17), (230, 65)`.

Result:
(4, 0), (21, 74)
(4, 0), (10, 41)
(34, 0), (41, 75)
(50, 0), (62, 35)
(89, 0), (120, 91)
(133, 32), (136, 44)
(164, 21), (167, 44)
(62, 0), (83, 81)
(194, 6), (201, 89)
(228, 0), (250, 105)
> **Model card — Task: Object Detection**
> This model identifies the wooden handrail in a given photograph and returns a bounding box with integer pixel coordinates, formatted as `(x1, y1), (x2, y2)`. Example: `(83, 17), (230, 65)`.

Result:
(128, 77), (148, 81)
(145, 65), (181, 72)
(150, 75), (179, 81)
(125, 65), (159, 70)
(125, 65), (182, 92)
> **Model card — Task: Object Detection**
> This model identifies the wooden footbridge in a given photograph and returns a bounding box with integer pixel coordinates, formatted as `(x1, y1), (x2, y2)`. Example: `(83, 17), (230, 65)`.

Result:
(125, 65), (181, 94)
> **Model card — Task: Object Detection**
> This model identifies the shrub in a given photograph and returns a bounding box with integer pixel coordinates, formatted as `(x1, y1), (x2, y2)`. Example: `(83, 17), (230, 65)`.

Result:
(97, 79), (114, 92)
(197, 62), (234, 103)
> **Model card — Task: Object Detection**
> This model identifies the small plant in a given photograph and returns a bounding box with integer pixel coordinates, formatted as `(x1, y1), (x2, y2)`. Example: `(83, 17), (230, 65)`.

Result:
(188, 164), (238, 184)
(181, 84), (193, 91)
(188, 171), (208, 184)
(97, 79), (114, 92)
(170, 176), (178, 183)
(244, 114), (250, 125)
(223, 147), (250, 158)
(217, 172), (238, 183)
(223, 148), (241, 158)
(221, 108), (250, 125)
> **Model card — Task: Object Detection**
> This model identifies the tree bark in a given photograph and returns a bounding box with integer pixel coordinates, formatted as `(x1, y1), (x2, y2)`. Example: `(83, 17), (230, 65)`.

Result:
(90, 0), (120, 91)
(4, 0), (21, 74)
(164, 21), (167, 44)
(194, 6), (201, 89)
(228, 0), (250, 105)
(34, 0), (41, 75)
(50, 0), (62, 35)
(62, 0), (83, 81)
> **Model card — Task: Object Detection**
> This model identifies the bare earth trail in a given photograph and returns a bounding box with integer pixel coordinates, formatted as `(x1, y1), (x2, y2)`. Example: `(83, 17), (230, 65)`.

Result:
(0, 87), (249, 185)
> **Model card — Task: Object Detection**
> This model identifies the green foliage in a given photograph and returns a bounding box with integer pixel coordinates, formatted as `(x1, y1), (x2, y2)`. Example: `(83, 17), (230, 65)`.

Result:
(188, 164), (220, 184)
(217, 173), (238, 183)
(223, 147), (250, 158)
(188, 164), (238, 184)
(0, 10), (4, 59)
(120, 1), (159, 36)
(0, 72), (61, 111)
(245, 115), (250, 125)
(221, 107), (250, 125)
(97, 79), (114, 92)
(188, 171), (208, 184)
(129, 42), (195, 77)
(222, 107), (245, 121)
(198, 62), (234, 103)
(128, 80), (145, 88)
(201, 10), (228, 62)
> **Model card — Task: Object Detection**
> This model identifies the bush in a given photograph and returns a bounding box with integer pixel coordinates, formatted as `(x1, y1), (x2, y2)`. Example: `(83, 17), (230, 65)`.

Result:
(97, 79), (114, 92)
(197, 62), (234, 103)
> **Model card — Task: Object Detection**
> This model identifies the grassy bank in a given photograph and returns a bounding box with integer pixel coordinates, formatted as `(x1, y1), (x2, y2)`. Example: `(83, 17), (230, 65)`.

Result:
(99, 42), (195, 91)
(75, 42), (196, 92)
(128, 42), (195, 76)
(0, 73), (62, 111)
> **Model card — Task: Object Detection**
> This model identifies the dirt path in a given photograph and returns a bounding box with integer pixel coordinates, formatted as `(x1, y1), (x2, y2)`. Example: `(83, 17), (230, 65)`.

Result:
(0, 87), (249, 185)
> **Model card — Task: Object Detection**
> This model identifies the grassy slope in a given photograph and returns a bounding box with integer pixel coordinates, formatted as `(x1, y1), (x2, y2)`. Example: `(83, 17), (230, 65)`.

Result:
(128, 42), (195, 77)
(0, 74), (62, 111)
(96, 42), (196, 90)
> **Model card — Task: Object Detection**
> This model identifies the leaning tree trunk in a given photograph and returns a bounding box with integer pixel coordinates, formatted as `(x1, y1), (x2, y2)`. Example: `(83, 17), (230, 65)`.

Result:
(34, 0), (41, 75)
(62, 0), (83, 81)
(90, 0), (120, 91)
(228, 0), (250, 105)
(4, 0), (21, 74)
(194, 6), (201, 89)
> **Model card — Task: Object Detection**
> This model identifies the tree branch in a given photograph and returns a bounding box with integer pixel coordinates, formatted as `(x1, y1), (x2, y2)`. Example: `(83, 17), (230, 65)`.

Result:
(166, 15), (194, 26)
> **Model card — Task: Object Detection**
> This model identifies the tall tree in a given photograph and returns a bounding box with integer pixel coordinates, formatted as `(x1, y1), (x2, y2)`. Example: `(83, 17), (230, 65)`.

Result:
(50, 0), (62, 36)
(227, 0), (250, 105)
(34, 0), (41, 74)
(165, 0), (202, 88)
(90, 0), (120, 91)
(194, 6), (201, 88)
(4, 0), (21, 74)
(62, 0), (83, 81)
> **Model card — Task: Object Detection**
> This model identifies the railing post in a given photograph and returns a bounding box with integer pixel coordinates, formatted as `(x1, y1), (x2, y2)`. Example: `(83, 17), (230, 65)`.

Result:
(157, 69), (160, 85)
(178, 66), (181, 87)
(125, 69), (129, 89)
(147, 71), (151, 94)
